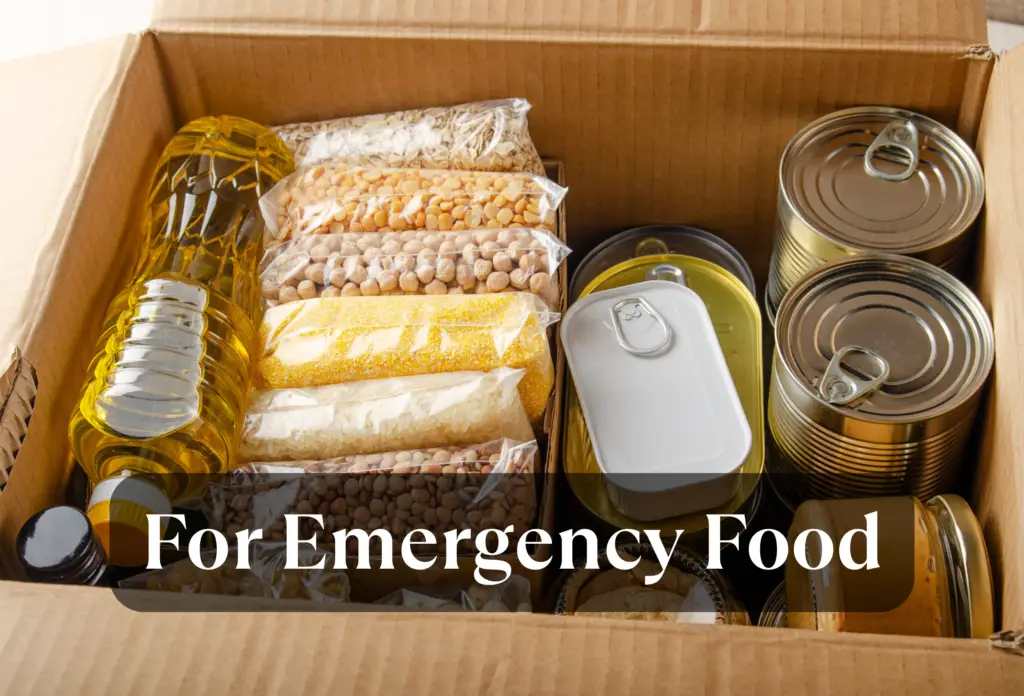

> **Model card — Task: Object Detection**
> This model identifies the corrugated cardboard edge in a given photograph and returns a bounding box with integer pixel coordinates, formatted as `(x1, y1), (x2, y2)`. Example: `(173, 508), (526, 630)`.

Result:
(149, 0), (987, 51)
(0, 350), (37, 491)
(974, 43), (1024, 631)
(0, 582), (1022, 695)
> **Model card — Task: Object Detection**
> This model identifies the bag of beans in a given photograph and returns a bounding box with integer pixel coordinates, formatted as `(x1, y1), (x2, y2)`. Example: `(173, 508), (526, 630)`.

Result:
(259, 167), (566, 244)
(375, 575), (533, 612)
(257, 293), (557, 423)
(260, 228), (569, 310)
(119, 543), (350, 602)
(239, 368), (534, 463)
(271, 98), (545, 175)
(203, 439), (539, 546)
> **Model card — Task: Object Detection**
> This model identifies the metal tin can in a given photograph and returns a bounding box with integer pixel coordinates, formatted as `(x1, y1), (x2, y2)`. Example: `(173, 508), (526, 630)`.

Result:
(758, 582), (788, 628)
(766, 107), (984, 325)
(563, 254), (764, 536)
(570, 224), (756, 301)
(554, 543), (750, 625)
(786, 495), (993, 639)
(767, 254), (993, 506)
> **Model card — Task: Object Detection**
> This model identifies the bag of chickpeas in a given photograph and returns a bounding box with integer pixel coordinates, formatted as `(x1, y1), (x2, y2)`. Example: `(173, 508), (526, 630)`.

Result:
(260, 228), (569, 309)
(258, 166), (566, 244)
(202, 439), (539, 548)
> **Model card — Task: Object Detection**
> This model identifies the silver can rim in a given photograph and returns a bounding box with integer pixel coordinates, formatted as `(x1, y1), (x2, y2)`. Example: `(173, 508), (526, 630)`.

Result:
(773, 252), (994, 424)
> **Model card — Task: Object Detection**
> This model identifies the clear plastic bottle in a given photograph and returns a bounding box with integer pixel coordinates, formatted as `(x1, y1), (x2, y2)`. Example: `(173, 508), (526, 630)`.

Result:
(69, 116), (294, 565)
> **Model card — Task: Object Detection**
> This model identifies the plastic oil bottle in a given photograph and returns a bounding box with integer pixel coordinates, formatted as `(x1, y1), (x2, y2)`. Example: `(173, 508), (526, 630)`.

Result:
(69, 116), (294, 566)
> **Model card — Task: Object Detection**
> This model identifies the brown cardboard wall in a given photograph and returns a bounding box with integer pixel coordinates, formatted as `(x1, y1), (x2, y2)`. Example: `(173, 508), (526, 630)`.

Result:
(151, 0), (986, 49)
(0, 34), (177, 572)
(0, 36), (134, 369)
(0, 581), (1021, 695)
(974, 47), (1024, 629)
(153, 33), (987, 279)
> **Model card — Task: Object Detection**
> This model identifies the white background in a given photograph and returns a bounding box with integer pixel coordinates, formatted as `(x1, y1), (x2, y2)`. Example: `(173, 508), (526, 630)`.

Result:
(0, 2), (1023, 62)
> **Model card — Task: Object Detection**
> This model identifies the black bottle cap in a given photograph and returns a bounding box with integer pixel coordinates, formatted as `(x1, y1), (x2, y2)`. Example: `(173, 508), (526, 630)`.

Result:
(16, 506), (107, 584)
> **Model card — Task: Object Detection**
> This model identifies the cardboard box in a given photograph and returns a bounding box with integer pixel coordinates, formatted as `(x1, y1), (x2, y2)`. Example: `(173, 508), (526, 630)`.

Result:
(0, 0), (1022, 692)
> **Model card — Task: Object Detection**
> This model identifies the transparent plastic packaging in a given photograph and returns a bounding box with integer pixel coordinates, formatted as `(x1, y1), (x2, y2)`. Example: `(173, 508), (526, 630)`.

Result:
(260, 228), (568, 309)
(203, 439), (539, 544)
(375, 575), (533, 612)
(258, 293), (558, 422)
(271, 98), (545, 174)
(119, 543), (349, 602)
(260, 167), (566, 243)
(239, 368), (534, 462)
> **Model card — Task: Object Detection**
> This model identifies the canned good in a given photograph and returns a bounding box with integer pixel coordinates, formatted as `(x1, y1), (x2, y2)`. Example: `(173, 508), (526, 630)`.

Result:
(555, 543), (750, 625)
(786, 495), (993, 639)
(570, 224), (756, 301)
(767, 107), (984, 324)
(563, 254), (764, 535)
(758, 582), (787, 628)
(768, 254), (993, 506)
(562, 279), (752, 521)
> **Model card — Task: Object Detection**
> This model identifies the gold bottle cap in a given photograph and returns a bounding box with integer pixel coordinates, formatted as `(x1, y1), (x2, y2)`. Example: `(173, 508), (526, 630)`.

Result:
(86, 476), (171, 568)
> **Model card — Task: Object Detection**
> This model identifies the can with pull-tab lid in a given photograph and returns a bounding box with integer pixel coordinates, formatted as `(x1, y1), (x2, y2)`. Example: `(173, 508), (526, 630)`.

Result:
(766, 107), (984, 325)
(562, 255), (764, 537)
(562, 275), (752, 521)
(766, 254), (993, 508)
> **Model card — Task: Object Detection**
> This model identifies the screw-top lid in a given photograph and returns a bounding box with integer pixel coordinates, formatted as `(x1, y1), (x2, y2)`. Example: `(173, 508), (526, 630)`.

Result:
(776, 254), (993, 422)
(86, 475), (172, 567)
(17, 506), (107, 585)
(780, 107), (983, 262)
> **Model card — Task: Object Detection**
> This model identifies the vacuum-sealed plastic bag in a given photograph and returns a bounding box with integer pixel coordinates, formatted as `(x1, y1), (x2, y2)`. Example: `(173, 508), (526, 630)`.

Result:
(272, 99), (545, 174)
(239, 368), (534, 462)
(204, 439), (539, 545)
(260, 167), (566, 243)
(258, 293), (557, 422)
(260, 227), (568, 309)
(118, 543), (349, 602)
(375, 575), (533, 612)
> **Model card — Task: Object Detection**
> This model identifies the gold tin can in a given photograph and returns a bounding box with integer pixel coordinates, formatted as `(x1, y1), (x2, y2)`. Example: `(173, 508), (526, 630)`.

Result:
(767, 254), (993, 507)
(563, 254), (764, 535)
(758, 582), (788, 628)
(767, 107), (984, 325)
(786, 494), (993, 639)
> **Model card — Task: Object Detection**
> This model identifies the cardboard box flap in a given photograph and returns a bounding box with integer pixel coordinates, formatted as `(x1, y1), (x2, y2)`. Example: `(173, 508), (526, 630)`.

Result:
(151, 0), (986, 50)
(0, 35), (136, 484)
(0, 582), (1021, 695)
(973, 44), (1024, 631)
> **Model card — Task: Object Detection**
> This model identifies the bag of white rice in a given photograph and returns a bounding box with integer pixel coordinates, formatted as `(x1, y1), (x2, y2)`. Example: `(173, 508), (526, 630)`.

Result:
(239, 368), (533, 462)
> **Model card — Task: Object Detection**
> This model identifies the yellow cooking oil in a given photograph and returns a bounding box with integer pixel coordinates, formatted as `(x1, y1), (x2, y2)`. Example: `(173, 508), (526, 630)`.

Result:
(69, 116), (294, 565)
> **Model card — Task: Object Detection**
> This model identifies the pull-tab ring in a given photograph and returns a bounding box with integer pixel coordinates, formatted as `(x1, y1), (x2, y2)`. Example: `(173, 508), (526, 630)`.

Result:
(819, 346), (890, 406)
(610, 297), (672, 356)
(646, 264), (688, 287)
(864, 119), (920, 182)
(635, 237), (670, 257)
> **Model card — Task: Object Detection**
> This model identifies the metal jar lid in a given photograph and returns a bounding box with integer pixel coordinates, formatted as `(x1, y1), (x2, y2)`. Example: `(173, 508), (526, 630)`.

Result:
(758, 582), (788, 628)
(925, 494), (994, 639)
(775, 254), (993, 423)
(570, 225), (756, 301)
(554, 543), (749, 625)
(780, 107), (984, 262)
